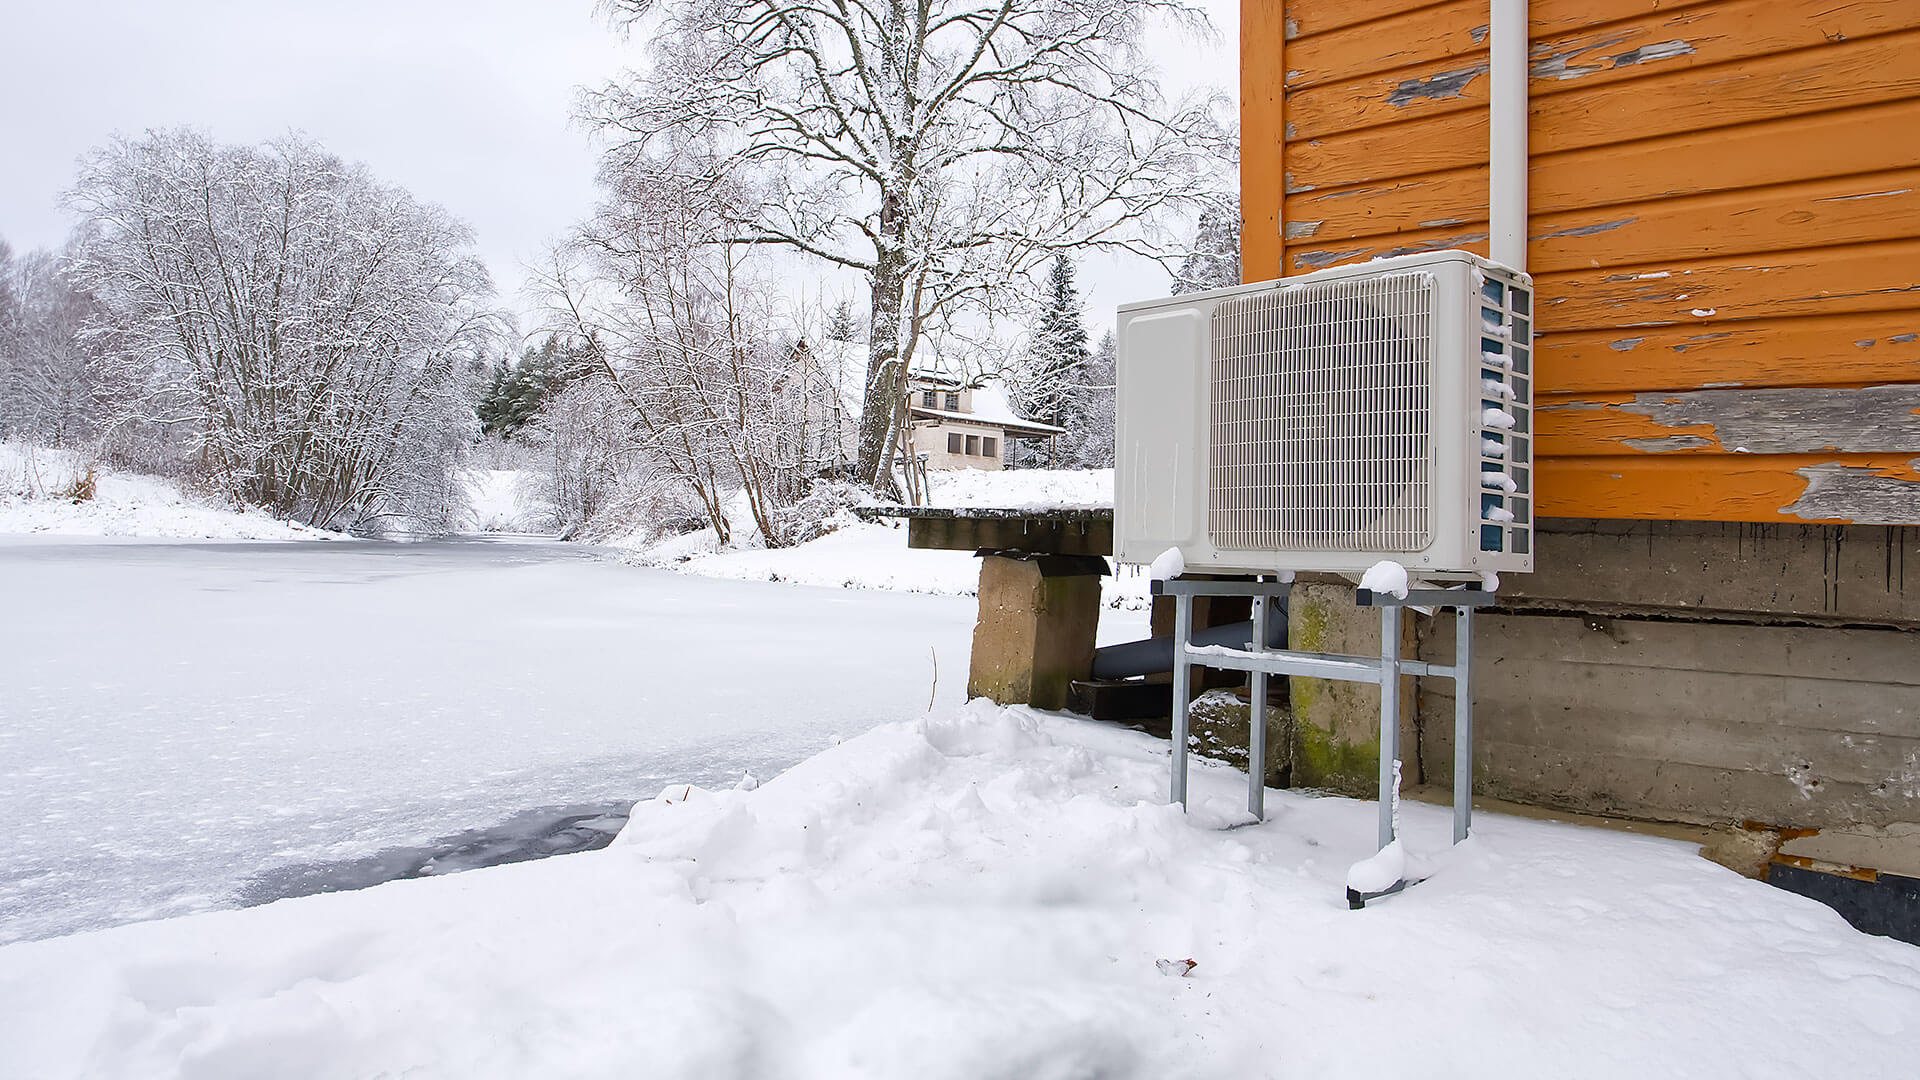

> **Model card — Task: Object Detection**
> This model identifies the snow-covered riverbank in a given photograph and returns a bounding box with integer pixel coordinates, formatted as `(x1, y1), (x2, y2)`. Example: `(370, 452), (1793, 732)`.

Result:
(0, 443), (343, 540)
(0, 538), (977, 944)
(5, 699), (1915, 1078)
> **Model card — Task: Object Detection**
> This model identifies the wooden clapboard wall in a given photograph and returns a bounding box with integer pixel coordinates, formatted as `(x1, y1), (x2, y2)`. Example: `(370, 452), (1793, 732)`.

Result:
(1242, 0), (1920, 523)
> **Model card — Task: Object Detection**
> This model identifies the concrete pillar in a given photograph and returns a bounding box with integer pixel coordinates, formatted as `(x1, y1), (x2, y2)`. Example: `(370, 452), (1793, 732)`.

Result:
(1287, 579), (1420, 797)
(968, 553), (1107, 710)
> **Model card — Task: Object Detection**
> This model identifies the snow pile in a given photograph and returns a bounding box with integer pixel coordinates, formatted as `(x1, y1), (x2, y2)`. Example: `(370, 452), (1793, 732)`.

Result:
(1344, 837), (1406, 894)
(1148, 545), (1185, 582)
(0, 443), (340, 540)
(3, 700), (1916, 1077)
(1359, 558), (1410, 599)
(927, 467), (1112, 511)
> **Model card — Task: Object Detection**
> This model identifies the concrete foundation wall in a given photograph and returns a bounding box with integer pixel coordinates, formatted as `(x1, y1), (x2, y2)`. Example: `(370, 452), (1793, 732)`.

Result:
(1417, 521), (1920, 846)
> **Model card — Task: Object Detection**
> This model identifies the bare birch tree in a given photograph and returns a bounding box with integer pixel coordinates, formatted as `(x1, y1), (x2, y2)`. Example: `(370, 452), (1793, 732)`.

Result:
(535, 149), (846, 545)
(64, 129), (498, 531)
(585, 0), (1224, 489)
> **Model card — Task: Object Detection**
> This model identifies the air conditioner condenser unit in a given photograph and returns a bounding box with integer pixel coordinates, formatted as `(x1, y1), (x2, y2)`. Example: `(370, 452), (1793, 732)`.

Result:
(1116, 249), (1534, 579)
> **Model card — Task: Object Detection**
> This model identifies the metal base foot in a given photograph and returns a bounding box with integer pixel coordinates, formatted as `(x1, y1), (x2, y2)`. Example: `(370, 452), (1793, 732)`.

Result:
(1346, 877), (1422, 909)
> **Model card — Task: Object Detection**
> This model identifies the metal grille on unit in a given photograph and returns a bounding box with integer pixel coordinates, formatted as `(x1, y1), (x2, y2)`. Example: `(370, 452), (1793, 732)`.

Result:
(1207, 272), (1434, 553)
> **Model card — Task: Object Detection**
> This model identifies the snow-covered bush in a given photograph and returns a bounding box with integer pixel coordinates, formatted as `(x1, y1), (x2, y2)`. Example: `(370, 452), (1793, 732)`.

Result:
(766, 479), (867, 548)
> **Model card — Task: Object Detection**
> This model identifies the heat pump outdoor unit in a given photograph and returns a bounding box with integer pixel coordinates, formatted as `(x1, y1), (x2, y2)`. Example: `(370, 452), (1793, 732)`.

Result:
(1116, 249), (1535, 579)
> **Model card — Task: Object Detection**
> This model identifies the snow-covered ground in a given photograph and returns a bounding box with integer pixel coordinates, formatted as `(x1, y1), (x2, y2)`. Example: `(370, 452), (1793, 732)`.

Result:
(4, 700), (1915, 1078)
(626, 468), (1151, 607)
(0, 442), (342, 540)
(0, 538), (979, 945)
(926, 466), (1112, 511)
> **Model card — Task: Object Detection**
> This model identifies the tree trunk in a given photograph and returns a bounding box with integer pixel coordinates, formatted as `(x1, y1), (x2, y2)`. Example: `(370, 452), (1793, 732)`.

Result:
(855, 208), (908, 489)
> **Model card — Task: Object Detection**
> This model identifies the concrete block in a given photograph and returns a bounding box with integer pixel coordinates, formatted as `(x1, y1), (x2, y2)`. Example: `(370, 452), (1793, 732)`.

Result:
(1287, 581), (1419, 798)
(1514, 520), (1918, 626)
(967, 554), (1104, 710)
(1418, 611), (1920, 829)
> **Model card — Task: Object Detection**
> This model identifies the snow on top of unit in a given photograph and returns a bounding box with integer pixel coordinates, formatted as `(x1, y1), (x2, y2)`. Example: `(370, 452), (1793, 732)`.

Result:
(925, 467), (1112, 512)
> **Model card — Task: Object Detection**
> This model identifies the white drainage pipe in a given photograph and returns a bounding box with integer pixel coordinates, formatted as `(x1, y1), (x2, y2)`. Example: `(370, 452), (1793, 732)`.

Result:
(1490, 0), (1529, 271)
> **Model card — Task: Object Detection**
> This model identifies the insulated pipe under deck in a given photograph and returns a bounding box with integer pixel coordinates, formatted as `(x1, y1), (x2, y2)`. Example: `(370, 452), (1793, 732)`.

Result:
(1091, 607), (1289, 681)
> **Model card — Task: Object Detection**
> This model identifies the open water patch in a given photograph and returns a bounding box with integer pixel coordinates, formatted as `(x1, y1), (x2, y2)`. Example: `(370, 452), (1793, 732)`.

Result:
(236, 801), (635, 906)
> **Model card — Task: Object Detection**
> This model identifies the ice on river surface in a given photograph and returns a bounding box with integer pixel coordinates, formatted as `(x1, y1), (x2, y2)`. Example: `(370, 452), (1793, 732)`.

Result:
(0, 538), (977, 943)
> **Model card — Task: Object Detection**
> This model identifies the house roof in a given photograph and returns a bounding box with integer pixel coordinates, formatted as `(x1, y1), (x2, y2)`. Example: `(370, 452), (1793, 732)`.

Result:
(909, 405), (1065, 438)
(910, 380), (1066, 437)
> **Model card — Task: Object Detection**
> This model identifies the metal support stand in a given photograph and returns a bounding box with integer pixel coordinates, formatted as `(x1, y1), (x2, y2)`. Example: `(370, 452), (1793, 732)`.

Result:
(1153, 577), (1495, 906)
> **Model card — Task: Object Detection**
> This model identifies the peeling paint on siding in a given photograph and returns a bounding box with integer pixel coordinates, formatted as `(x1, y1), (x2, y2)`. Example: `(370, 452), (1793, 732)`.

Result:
(1533, 218), (1637, 241)
(1419, 218), (1470, 228)
(1284, 220), (1324, 240)
(1530, 34), (1630, 81)
(1817, 189), (1913, 202)
(1284, 174), (1315, 194)
(1893, 334), (1919, 344)
(1294, 248), (1368, 269)
(1386, 65), (1487, 107)
(1785, 460), (1920, 524)
(1378, 233), (1488, 260)
(1469, 25), (1489, 45)
(1609, 337), (1644, 352)
(1618, 386), (1920, 455)
(1623, 435), (1718, 452)
(1611, 40), (1696, 67)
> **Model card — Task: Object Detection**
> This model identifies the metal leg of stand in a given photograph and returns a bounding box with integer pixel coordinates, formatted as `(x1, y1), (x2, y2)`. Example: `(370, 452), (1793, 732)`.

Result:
(1248, 595), (1268, 821)
(1378, 603), (1399, 850)
(1453, 605), (1474, 844)
(1171, 591), (1193, 808)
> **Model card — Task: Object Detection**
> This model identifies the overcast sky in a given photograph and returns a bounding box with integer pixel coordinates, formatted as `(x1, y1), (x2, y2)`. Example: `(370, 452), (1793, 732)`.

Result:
(2, 1), (1234, 336)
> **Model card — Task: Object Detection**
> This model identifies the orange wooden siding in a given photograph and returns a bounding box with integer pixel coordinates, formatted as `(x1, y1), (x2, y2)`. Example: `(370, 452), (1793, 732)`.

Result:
(1242, 0), (1920, 524)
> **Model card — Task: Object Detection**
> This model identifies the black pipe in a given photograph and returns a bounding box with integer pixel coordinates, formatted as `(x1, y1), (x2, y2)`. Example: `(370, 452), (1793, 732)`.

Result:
(1091, 597), (1290, 680)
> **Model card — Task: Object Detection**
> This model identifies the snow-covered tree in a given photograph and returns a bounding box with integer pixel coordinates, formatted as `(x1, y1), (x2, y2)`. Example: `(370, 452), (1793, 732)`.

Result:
(64, 130), (498, 532)
(585, 0), (1225, 490)
(478, 336), (594, 438)
(0, 239), (119, 449)
(1172, 196), (1242, 294)
(826, 300), (860, 345)
(1008, 254), (1092, 466)
(536, 147), (849, 546)
(1070, 329), (1116, 467)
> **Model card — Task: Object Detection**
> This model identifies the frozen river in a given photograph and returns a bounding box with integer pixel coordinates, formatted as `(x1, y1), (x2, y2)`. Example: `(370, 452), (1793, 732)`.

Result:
(0, 538), (980, 944)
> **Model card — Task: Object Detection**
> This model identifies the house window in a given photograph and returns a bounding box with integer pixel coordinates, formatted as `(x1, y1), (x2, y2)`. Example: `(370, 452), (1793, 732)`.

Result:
(965, 434), (980, 455)
(922, 390), (936, 407)
(982, 437), (998, 459)
(945, 392), (960, 411)
(947, 432), (964, 454)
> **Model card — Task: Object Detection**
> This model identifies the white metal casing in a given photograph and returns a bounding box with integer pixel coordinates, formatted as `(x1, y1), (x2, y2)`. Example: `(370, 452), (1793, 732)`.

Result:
(1115, 249), (1535, 579)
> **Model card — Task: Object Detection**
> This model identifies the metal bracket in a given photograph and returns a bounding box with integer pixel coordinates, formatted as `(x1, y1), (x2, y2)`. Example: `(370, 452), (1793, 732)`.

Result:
(1164, 576), (1482, 904)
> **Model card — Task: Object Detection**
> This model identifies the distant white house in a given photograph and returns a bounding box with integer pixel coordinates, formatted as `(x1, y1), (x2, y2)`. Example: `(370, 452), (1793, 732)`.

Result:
(905, 370), (1064, 471)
